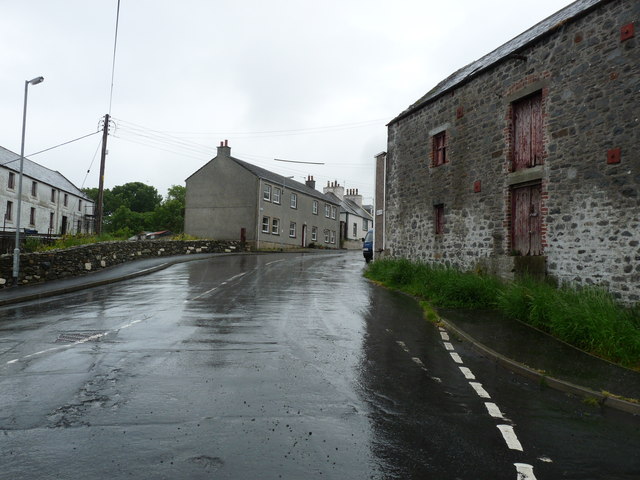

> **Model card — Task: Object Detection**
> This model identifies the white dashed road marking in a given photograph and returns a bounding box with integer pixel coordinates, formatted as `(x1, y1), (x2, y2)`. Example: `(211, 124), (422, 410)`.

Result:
(498, 425), (524, 451)
(459, 366), (476, 379)
(443, 342), (454, 351)
(440, 331), (450, 341)
(469, 382), (491, 399)
(484, 402), (505, 419)
(514, 463), (537, 479)
(396, 340), (410, 353)
(449, 352), (463, 364)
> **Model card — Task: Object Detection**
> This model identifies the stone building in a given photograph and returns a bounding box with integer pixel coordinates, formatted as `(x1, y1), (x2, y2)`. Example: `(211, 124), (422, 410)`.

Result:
(184, 142), (341, 249)
(383, 0), (639, 303)
(0, 146), (94, 238)
(323, 181), (373, 249)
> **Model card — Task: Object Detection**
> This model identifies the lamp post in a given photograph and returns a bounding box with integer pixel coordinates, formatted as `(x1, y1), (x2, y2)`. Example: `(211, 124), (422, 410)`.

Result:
(13, 76), (44, 285)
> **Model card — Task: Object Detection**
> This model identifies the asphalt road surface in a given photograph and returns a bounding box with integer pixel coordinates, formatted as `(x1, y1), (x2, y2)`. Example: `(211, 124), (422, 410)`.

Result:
(1, 251), (638, 479)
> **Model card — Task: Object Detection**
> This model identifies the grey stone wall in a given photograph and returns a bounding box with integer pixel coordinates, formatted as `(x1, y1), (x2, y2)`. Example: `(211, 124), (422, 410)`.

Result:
(0, 239), (246, 287)
(385, 0), (640, 304)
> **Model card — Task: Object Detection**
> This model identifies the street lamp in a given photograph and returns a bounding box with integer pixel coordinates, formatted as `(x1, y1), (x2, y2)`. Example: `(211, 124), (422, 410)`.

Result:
(13, 76), (44, 285)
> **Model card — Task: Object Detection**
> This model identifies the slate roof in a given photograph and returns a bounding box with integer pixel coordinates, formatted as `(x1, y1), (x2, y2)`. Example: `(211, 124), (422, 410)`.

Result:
(229, 156), (340, 205)
(0, 146), (90, 200)
(325, 191), (373, 220)
(389, 0), (603, 125)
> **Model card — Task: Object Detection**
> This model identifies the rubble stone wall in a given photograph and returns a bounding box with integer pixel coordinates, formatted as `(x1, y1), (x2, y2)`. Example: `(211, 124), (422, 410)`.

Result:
(0, 240), (246, 287)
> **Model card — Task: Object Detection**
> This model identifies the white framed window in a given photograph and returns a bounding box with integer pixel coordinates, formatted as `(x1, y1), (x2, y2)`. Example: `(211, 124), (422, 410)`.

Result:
(330, 230), (336, 244)
(262, 216), (270, 233)
(273, 187), (281, 204)
(352, 223), (357, 237)
(331, 206), (337, 219)
(77, 219), (82, 233)
(29, 207), (36, 225)
(63, 193), (68, 207)
(8, 172), (15, 189)
(49, 212), (54, 230)
(263, 184), (272, 201)
(363, 219), (368, 231)
(311, 226), (318, 241)
(312, 200), (318, 215)
(271, 218), (280, 235)
(290, 193), (297, 209)
(289, 222), (296, 238)
(324, 229), (330, 243)
(78, 199), (82, 212)
(324, 203), (330, 218)
(5, 201), (13, 221)
(51, 189), (56, 203)
(31, 181), (37, 197)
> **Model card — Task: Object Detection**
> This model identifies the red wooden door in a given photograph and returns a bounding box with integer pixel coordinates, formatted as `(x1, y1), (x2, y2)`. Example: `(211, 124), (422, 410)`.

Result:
(512, 184), (542, 256)
(513, 92), (543, 171)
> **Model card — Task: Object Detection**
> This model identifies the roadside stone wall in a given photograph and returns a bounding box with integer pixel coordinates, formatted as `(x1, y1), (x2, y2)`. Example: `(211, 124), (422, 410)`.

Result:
(0, 240), (246, 287)
(385, 0), (640, 304)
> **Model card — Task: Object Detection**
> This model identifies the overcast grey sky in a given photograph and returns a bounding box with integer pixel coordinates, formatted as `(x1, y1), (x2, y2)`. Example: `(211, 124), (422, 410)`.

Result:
(0, 0), (575, 204)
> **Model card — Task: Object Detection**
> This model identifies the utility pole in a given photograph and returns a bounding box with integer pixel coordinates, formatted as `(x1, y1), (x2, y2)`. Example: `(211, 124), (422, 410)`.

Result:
(96, 113), (109, 235)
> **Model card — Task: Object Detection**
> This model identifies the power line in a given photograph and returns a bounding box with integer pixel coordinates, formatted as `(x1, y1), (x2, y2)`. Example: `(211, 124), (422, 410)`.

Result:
(108, 0), (121, 114)
(0, 131), (102, 168)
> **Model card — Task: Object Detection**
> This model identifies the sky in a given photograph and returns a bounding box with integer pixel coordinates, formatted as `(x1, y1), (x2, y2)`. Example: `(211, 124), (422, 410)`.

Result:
(0, 0), (575, 206)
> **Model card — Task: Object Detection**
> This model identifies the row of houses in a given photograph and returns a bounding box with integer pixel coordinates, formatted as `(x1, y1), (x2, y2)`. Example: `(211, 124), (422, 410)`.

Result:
(184, 141), (372, 249)
(0, 146), (94, 246)
(374, 0), (639, 304)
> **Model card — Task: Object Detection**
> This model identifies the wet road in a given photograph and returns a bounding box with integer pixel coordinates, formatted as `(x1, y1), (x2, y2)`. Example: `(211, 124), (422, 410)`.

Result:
(0, 251), (638, 479)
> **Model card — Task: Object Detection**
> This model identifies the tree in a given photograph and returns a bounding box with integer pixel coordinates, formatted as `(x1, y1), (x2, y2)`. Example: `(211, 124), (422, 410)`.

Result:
(111, 182), (162, 213)
(152, 185), (185, 233)
(105, 205), (154, 236)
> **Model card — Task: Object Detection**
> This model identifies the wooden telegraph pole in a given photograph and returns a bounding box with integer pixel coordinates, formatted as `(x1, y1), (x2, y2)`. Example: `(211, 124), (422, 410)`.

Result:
(96, 113), (109, 235)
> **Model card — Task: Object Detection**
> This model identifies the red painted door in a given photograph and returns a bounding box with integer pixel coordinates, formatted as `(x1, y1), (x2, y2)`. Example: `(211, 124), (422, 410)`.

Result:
(513, 92), (543, 171)
(512, 184), (542, 256)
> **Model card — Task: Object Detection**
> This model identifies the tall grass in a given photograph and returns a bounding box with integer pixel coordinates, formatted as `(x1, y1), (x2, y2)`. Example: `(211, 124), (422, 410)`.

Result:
(365, 258), (640, 369)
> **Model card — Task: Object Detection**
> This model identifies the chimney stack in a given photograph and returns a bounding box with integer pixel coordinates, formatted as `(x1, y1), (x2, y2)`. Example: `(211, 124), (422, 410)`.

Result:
(323, 180), (344, 199)
(344, 186), (363, 207)
(217, 139), (231, 157)
(305, 175), (316, 190)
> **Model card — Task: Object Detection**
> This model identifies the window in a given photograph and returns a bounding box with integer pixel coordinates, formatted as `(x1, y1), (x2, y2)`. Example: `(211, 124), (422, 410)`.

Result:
(289, 222), (296, 238)
(311, 226), (318, 241)
(330, 230), (336, 244)
(29, 207), (36, 225)
(49, 212), (54, 230)
(512, 91), (543, 171)
(262, 216), (270, 233)
(363, 219), (368, 231)
(434, 204), (445, 234)
(263, 184), (272, 201)
(51, 189), (56, 203)
(5, 201), (13, 221)
(8, 172), (15, 189)
(324, 229), (330, 243)
(433, 131), (447, 166)
(331, 206), (336, 219)
(290, 193), (297, 209)
(324, 203), (330, 218)
(78, 199), (82, 212)
(273, 187), (281, 205)
(271, 218), (280, 235)
(31, 181), (37, 197)
(352, 223), (357, 237)
(77, 219), (82, 233)
(63, 193), (68, 207)
(312, 200), (318, 215)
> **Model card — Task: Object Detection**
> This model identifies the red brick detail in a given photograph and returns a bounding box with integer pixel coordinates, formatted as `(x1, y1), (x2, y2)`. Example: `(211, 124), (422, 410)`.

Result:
(607, 147), (621, 164)
(621, 23), (634, 42)
(473, 180), (481, 193)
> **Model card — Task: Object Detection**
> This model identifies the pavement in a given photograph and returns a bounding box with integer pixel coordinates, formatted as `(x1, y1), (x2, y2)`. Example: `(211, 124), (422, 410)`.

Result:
(1, 252), (638, 416)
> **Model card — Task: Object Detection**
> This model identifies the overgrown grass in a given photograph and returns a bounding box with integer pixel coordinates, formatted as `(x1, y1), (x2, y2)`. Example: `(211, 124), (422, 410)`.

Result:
(365, 258), (640, 369)
(27, 233), (128, 252)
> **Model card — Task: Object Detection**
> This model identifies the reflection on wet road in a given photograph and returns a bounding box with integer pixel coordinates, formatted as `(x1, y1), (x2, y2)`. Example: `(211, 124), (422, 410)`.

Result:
(0, 251), (638, 479)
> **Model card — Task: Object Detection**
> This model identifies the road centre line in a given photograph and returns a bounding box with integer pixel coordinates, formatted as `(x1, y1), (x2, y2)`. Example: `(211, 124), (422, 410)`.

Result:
(187, 272), (247, 301)
(265, 259), (285, 266)
(396, 340), (410, 353)
(443, 342), (454, 351)
(449, 352), (463, 364)
(440, 331), (450, 341)
(497, 425), (524, 451)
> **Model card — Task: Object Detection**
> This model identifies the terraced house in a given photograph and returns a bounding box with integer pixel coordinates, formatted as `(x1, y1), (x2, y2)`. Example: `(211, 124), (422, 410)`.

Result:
(0, 146), (94, 239)
(185, 142), (340, 250)
(382, 0), (639, 304)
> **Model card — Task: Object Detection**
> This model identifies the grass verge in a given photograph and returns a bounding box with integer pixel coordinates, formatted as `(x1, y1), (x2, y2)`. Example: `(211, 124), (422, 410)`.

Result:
(364, 258), (640, 370)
